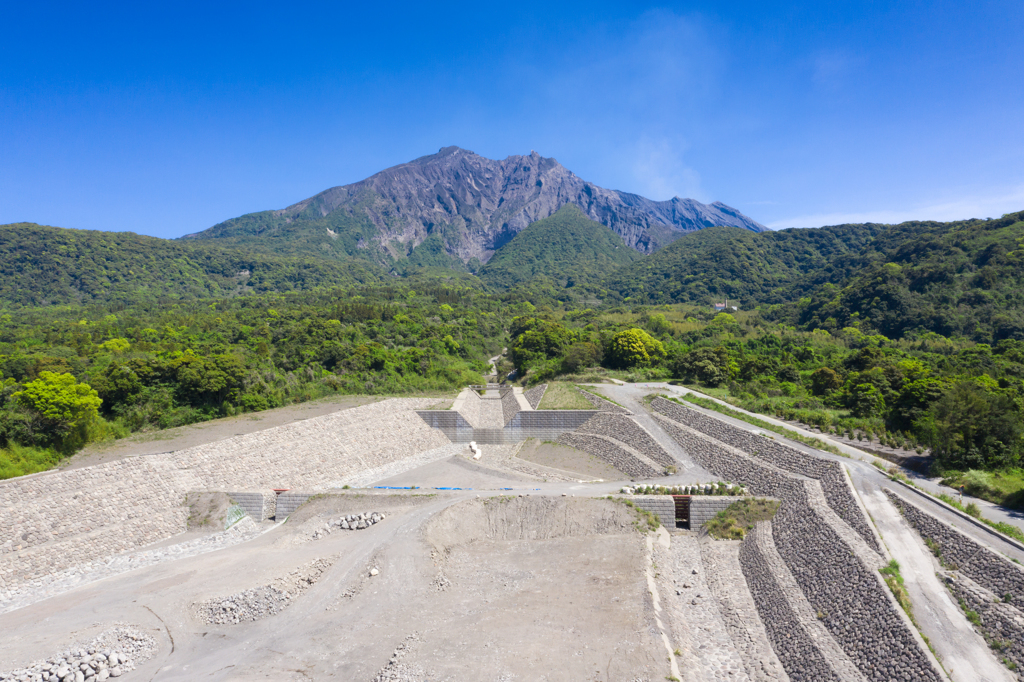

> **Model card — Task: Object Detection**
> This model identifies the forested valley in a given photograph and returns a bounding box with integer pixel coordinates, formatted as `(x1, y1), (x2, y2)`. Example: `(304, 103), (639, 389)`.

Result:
(2, 210), (1023, 513)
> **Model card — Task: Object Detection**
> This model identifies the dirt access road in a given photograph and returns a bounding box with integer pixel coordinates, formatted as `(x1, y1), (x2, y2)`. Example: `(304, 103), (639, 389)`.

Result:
(0, 493), (666, 682)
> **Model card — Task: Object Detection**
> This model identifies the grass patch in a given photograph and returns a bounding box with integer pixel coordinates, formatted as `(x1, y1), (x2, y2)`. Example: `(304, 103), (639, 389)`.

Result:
(675, 393), (847, 457)
(0, 443), (63, 480)
(577, 386), (625, 408)
(880, 559), (917, 626)
(940, 469), (1024, 512)
(537, 382), (594, 410)
(608, 496), (661, 532)
(705, 498), (780, 540)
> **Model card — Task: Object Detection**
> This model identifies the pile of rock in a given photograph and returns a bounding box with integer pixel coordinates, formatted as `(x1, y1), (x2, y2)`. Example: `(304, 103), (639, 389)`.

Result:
(310, 512), (386, 540)
(0, 625), (156, 682)
(193, 557), (333, 625)
(620, 483), (747, 496)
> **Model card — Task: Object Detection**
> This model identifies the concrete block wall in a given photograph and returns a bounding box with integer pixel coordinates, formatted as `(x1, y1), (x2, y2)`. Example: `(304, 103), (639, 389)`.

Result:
(0, 398), (450, 597)
(226, 492), (275, 521)
(275, 492), (312, 519)
(629, 495), (675, 528)
(0, 457), (202, 595)
(418, 409), (601, 444)
(690, 496), (746, 527)
(172, 398), (450, 491)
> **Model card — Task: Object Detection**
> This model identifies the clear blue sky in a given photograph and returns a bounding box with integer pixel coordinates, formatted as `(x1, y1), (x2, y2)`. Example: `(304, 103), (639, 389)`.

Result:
(2, 1), (1022, 237)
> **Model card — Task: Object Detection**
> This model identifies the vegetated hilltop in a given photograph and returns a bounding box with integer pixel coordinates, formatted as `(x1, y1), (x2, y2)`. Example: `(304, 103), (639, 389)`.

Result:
(607, 211), (1024, 342)
(478, 204), (639, 289)
(0, 222), (383, 308)
(180, 146), (766, 267)
(606, 222), (886, 304)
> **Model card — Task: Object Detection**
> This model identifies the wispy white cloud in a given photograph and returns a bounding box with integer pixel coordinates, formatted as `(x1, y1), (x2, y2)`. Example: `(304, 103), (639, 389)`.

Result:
(767, 185), (1024, 229)
(630, 135), (706, 202)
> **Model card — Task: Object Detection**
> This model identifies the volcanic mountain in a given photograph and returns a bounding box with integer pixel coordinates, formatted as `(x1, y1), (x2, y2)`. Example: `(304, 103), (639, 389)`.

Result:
(182, 146), (766, 266)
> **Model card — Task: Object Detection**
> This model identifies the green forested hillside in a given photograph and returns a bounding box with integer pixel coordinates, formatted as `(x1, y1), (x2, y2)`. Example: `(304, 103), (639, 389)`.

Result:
(0, 223), (382, 307)
(605, 222), (885, 304)
(780, 212), (1024, 341)
(606, 211), (1024, 343)
(479, 204), (639, 289)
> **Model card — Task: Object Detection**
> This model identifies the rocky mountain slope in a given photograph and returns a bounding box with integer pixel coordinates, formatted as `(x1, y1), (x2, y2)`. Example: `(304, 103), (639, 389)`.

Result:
(182, 146), (765, 266)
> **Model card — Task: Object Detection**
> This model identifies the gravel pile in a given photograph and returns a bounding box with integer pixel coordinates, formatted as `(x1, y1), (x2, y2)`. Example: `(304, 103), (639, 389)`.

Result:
(0, 625), (156, 682)
(372, 633), (429, 682)
(310, 512), (386, 540)
(193, 557), (333, 625)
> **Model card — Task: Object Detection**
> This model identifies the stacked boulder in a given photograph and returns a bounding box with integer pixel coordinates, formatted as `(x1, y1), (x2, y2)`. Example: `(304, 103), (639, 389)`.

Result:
(311, 512), (386, 540)
(0, 626), (155, 682)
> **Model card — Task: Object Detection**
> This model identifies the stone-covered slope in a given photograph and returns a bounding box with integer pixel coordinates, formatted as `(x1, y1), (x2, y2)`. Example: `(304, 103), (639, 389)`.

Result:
(651, 398), (942, 682)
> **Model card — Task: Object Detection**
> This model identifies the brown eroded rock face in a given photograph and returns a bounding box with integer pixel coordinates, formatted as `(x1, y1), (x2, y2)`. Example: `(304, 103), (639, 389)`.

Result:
(184, 146), (766, 264)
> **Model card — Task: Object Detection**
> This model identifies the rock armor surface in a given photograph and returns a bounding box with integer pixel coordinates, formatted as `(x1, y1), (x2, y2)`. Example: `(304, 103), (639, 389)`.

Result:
(522, 384), (547, 409)
(652, 399), (943, 682)
(574, 387), (632, 414)
(193, 556), (334, 625)
(652, 398), (879, 551)
(309, 511), (386, 540)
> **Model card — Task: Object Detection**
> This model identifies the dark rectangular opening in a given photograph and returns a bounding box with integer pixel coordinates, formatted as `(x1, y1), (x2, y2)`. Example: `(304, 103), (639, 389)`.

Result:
(672, 495), (690, 529)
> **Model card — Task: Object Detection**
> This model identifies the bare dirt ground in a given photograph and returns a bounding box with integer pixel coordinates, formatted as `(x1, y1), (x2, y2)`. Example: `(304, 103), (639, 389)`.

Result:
(517, 438), (625, 479)
(62, 394), (386, 470)
(0, 494), (668, 682)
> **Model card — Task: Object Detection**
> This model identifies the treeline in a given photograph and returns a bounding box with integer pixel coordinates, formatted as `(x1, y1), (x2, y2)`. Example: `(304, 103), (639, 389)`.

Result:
(0, 284), (516, 477)
(0, 222), (383, 307)
(506, 308), (1024, 474)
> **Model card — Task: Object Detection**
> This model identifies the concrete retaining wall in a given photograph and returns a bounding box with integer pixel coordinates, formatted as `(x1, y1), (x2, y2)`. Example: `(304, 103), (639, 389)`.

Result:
(226, 492), (275, 521)
(629, 495), (675, 528)
(418, 409), (599, 444)
(690, 496), (746, 527)
(275, 492), (312, 519)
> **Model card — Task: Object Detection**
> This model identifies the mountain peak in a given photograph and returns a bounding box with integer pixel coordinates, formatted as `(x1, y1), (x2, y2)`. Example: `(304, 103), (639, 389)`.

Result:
(185, 147), (766, 264)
